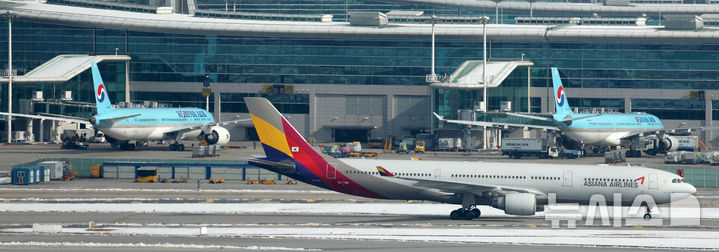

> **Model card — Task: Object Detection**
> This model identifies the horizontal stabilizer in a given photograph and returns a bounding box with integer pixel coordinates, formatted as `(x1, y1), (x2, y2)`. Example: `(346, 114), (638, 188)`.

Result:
(248, 158), (296, 175)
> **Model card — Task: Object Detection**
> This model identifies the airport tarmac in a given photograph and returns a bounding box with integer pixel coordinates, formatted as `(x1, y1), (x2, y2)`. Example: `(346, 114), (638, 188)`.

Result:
(2, 142), (719, 251)
(0, 181), (718, 251)
(0, 141), (713, 172)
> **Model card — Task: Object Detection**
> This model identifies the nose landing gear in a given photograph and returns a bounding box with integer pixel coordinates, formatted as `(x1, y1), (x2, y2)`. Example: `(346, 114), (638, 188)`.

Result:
(643, 205), (652, 220)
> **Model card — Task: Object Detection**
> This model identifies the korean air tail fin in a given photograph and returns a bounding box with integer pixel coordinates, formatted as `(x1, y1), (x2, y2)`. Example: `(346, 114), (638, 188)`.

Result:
(91, 62), (114, 115)
(244, 97), (324, 163)
(551, 67), (573, 115)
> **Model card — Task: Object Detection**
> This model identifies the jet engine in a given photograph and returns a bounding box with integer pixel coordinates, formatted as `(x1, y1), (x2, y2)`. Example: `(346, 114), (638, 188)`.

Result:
(659, 135), (678, 152)
(203, 126), (231, 145)
(492, 193), (537, 216)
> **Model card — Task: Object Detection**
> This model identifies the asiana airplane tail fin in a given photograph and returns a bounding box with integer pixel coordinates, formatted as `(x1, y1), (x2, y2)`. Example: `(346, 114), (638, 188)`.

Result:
(244, 97), (387, 198)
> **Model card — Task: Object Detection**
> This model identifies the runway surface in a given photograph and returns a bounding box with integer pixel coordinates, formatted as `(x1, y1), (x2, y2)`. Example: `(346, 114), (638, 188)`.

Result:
(0, 182), (718, 251)
(2, 144), (719, 250)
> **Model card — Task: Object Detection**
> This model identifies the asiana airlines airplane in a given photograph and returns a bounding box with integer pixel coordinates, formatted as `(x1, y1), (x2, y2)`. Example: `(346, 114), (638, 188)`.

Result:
(245, 97), (696, 221)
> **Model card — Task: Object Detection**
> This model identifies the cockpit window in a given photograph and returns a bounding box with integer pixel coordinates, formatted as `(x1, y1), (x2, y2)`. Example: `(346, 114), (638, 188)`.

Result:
(672, 178), (684, 183)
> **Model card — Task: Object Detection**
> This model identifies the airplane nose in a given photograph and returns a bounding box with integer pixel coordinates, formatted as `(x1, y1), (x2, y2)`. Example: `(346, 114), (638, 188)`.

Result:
(688, 184), (697, 194)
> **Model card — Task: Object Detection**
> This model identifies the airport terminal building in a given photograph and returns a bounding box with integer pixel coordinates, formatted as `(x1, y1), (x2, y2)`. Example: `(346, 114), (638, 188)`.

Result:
(3, 0), (719, 146)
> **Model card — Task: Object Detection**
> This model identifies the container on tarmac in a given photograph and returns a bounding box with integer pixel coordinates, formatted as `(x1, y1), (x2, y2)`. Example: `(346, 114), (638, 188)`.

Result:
(37, 166), (50, 182)
(12, 167), (32, 185)
(39, 161), (64, 180)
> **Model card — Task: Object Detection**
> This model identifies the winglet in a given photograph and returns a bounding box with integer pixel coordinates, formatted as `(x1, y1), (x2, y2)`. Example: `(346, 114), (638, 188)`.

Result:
(432, 112), (445, 121)
(376, 166), (395, 177)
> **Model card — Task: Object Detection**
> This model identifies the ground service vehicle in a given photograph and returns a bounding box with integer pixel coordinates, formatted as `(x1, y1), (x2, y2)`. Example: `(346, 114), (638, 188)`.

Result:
(135, 168), (158, 183)
(414, 141), (425, 153)
(438, 138), (462, 152)
(368, 138), (385, 148)
(501, 138), (559, 159)
(396, 142), (409, 154)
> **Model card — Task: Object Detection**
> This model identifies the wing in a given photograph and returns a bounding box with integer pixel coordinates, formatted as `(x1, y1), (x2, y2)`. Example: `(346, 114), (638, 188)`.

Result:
(376, 166), (545, 196)
(101, 114), (141, 124)
(164, 118), (252, 135)
(557, 114), (602, 123)
(0, 112), (90, 125)
(503, 112), (554, 121)
(621, 125), (719, 140)
(433, 112), (559, 131)
(396, 176), (545, 196)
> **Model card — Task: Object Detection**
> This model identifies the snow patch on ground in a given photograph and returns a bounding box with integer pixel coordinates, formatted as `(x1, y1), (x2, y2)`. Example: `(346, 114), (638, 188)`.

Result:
(0, 203), (715, 219)
(0, 241), (316, 250)
(5, 227), (719, 250)
(0, 188), (336, 194)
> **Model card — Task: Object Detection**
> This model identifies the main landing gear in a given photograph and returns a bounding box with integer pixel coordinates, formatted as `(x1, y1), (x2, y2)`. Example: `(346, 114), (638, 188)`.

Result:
(449, 207), (481, 220)
(169, 141), (185, 151)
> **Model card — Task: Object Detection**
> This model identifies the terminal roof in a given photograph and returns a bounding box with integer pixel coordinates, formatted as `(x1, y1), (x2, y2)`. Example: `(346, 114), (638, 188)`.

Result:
(0, 54), (131, 83)
(4, 2), (719, 43)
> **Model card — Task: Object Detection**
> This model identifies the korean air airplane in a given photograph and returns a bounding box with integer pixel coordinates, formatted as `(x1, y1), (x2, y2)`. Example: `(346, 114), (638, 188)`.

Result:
(435, 67), (705, 152)
(89, 62), (245, 150)
(246, 97), (695, 220)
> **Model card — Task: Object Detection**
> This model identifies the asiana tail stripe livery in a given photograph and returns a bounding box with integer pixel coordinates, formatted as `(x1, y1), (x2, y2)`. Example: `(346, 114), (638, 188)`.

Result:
(245, 97), (696, 220)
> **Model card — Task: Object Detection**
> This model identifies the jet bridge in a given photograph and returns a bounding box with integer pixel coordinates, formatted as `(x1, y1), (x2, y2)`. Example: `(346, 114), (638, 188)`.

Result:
(430, 60), (534, 150)
(430, 60), (534, 90)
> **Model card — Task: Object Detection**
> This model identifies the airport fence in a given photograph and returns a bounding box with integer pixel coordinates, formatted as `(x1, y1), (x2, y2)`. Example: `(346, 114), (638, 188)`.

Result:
(657, 167), (719, 188)
(12, 158), (288, 181)
(12, 158), (719, 187)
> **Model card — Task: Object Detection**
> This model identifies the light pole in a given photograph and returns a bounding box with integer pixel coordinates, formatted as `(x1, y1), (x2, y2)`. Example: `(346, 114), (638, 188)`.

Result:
(430, 15), (437, 80)
(479, 16), (490, 149)
(491, 0), (503, 24)
(6, 14), (13, 143)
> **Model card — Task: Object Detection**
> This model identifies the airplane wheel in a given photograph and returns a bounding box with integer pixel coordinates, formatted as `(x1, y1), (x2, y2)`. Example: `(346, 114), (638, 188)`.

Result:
(463, 210), (475, 220)
(471, 208), (481, 218)
(450, 209), (462, 220)
(643, 213), (652, 220)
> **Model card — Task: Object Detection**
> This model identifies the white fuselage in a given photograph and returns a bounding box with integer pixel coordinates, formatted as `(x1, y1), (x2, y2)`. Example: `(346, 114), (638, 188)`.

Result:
(337, 159), (695, 205)
(98, 125), (202, 141)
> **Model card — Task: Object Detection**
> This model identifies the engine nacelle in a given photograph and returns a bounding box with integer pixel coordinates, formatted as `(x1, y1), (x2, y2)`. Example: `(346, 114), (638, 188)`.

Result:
(204, 126), (230, 145)
(492, 193), (537, 216)
(660, 135), (697, 152)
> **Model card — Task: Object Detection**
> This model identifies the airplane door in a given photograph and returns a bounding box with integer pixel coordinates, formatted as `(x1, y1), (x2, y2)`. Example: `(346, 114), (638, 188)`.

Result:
(434, 169), (441, 179)
(563, 170), (572, 187)
(648, 173), (658, 190)
(326, 163), (336, 180)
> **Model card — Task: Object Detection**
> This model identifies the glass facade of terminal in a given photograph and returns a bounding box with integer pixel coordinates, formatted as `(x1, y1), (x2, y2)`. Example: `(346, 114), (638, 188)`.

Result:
(1, 20), (719, 122)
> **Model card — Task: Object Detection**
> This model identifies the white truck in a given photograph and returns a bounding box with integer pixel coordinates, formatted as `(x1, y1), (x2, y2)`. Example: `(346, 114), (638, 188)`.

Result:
(437, 138), (462, 152)
(501, 138), (559, 159)
(643, 135), (698, 156)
